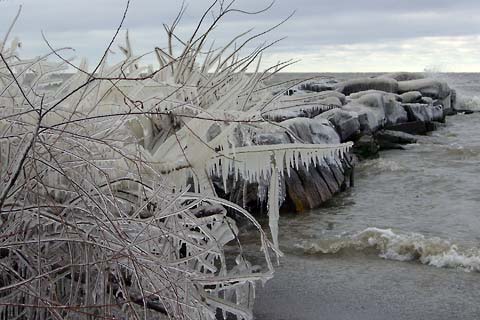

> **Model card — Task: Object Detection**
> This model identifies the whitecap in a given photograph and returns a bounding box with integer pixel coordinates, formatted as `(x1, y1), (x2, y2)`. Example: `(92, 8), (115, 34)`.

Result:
(456, 94), (480, 112)
(296, 227), (480, 273)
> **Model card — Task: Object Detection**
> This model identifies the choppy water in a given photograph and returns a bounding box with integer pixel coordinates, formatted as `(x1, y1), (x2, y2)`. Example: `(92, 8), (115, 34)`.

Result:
(253, 73), (480, 319)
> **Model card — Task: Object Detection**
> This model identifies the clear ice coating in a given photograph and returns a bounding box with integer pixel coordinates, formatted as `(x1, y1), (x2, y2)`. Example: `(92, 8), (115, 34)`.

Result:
(207, 141), (353, 249)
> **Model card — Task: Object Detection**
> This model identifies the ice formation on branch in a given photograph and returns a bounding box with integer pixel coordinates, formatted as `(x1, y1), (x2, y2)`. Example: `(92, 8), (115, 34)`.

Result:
(0, 2), (352, 319)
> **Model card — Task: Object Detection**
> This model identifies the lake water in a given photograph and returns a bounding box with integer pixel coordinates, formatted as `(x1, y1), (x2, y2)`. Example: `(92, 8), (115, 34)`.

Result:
(253, 73), (480, 320)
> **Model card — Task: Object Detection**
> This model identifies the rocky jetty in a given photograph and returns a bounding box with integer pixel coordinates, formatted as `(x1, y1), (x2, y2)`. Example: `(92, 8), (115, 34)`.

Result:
(213, 72), (457, 213)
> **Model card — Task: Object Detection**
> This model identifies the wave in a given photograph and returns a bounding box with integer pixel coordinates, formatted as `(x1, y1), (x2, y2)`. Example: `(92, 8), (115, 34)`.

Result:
(357, 158), (405, 173)
(456, 95), (480, 112)
(296, 227), (480, 272)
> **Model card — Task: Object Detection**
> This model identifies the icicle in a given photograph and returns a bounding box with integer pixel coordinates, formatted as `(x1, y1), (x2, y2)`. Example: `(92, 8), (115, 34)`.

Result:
(268, 155), (281, 252)
(222, 159), (229, 192)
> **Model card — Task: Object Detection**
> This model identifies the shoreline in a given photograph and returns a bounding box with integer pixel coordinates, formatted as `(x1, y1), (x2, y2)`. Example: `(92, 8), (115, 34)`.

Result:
(216, 72), (470, 216)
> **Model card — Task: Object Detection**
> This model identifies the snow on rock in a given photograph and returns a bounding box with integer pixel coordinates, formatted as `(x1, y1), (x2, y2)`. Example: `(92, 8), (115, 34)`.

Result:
(335, 77), (399, 96)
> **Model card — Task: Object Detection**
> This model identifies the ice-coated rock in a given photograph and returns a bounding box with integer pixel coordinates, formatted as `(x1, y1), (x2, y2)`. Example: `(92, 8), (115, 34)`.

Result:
(400, 91), (422, 103)
(353, 134), (380, 158)
(349, 90), (401, 101)
(206, 123), (222, 142)
(380, 72), (425, 81)
(300, 82), (334, 93)
(451, 89), (457, 110)
(438, 94), (452, 112)
(402, 103), (433, 122)
(342, 102), (382, 133)
(317, 96), (343, 108)
(354, 93), (387, 126)
(306, 90), (347, 104)
(420, 96), (434, 105)
(375, 130), (418, 144)
(317, 108), (360, 142)
(296, 164), (332, 208)
(385, 121), (430, 135)
(230, 124), (256, 147)
(383, 95), (409, 125)
(431, 105), (444, 122)
(349, 92), (407, 126)
(254, 132), (291, 145)
(398, 79), (451, 99)
(280, 117), (341, 144)
(264, 103), (334, 122)
(335, 77), (399, 96)
(284, 170), (309, 212)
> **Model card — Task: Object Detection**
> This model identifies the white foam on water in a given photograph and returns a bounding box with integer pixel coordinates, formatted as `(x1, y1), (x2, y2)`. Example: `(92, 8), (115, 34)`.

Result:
(456, 94), (480, 112)
(296, 227), (480, 273)
(358, 158), (405, 173)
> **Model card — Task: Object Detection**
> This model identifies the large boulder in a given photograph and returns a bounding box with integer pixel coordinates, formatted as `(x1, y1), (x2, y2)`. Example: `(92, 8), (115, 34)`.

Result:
(353, 135), (380, 158)
(335, 77), (399, 96)
(282, 161), (348, 212)
(402, 103), (433, 122)
(300, 82), (334, 93)
(381, 72), (425, 82)
(317, 96), (343, 108)
(280, 117), (341, 144)
(400, 91), (422, 103)
(431, 105), (445, 122)
(385, 121), (430, 135)
(317, 108), (360, 142)
(420, 96), (434, 105)
(206, 123), (222, 142)
(398, 79), (451, 99)
(355, 93), (387, 126)
(383, 95), (409, 125)
(349, 92), (407, 127)
(436, 93), (453, 115)
(264, 103), (334, 122)
(295, 164), (332, 208)
(349, 90), (401, 101)
(342, 102), (382, 133)
(451, 89), (457, 110)
(254, 132), (291, 145)
(375, 130), (418, 146)
(306, 90), (347, 105)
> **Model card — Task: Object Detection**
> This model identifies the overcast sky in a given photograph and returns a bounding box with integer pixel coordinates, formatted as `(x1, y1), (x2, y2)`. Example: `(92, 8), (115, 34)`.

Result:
(2, 0), (480, 72)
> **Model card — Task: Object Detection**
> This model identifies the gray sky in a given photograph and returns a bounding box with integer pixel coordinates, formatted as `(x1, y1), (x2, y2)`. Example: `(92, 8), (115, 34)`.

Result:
(2, 0), (480, 72)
